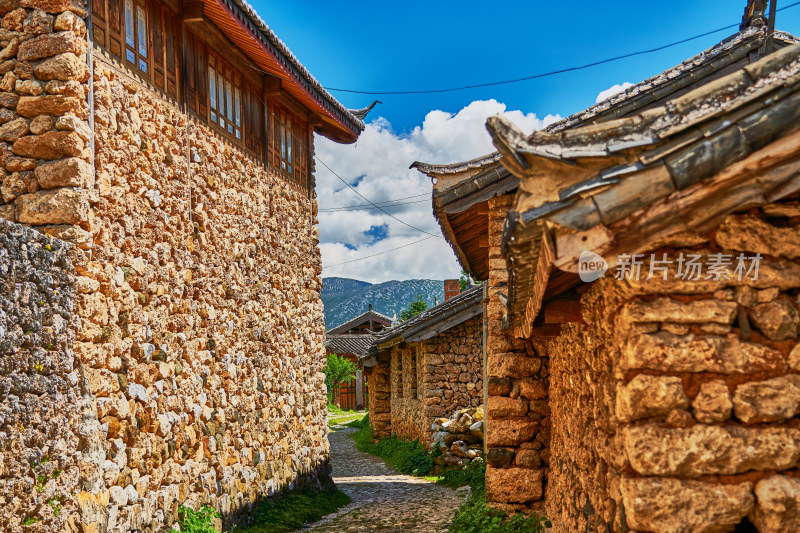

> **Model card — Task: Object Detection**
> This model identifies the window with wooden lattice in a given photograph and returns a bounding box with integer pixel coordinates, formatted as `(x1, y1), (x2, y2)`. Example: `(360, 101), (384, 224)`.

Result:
(91, 0), (180, 99)
(267, 102), (308, 188)
(208, 52), (242, 141)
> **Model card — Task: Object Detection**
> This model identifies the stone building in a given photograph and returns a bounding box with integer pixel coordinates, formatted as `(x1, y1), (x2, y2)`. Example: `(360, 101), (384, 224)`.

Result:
(0, 0), (366, 530)
(414, 4), (800, 531)
(325, 308), (390, 410)
(364, 284), (484, 444)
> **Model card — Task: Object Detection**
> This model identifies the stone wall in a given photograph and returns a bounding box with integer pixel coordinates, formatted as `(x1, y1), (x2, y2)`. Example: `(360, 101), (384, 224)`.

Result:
(542, 200), (800, 532)
(366, 355), (391, 439)
(0, 5), (330, 527)
(0, 220), (95, 532)
(371, 315), (483, 445)
(484, 194), (549, 513)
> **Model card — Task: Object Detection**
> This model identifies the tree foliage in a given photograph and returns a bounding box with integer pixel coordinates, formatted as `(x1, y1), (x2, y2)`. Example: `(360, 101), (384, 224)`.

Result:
(323, 353), (357, 406)
(399, 293), (428, 321)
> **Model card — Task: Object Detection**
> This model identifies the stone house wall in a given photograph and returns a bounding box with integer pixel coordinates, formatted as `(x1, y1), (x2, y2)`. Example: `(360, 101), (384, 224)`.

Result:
(539, 201), (800, 532)
(0, 3), (331, 531)
(0, 221), (99, 532)
(484, 194), (549, 513)
(369, 316), (483, 445)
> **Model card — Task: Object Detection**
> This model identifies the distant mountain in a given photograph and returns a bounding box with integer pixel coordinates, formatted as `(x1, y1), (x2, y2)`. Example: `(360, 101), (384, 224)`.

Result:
(322, 277), (445, 329)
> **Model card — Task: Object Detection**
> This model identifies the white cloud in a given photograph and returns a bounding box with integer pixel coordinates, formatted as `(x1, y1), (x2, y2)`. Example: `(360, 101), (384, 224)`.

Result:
(596, 82), (634, 104)
(315, 99), (560, 283)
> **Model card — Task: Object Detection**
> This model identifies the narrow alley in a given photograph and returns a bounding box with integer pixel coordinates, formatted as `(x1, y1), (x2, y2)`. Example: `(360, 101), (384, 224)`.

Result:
(306, 428), (468, 532)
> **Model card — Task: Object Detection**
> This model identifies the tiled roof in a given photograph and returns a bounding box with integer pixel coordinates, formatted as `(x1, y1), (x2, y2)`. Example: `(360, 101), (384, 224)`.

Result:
(411, 26), (799, 176)
(370, 285), (484, 352)
(327, 309), (394, 335)
(325, 334), (376, 358)
(221, 0), (365, 136)
(492, 42), (800, 336)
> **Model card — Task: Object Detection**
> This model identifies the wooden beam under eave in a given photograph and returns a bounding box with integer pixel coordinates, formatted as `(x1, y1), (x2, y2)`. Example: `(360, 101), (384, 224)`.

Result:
(264, 75), (281, 96)
(185, 17), (262, 87)
(183, 2), (204, 22)
(530, 324), (562, 338)
(543, 299), (584, 324)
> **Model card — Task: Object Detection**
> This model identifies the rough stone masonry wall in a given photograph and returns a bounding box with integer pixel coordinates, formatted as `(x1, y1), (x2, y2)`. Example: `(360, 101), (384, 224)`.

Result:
(544, 199), (800, 533)
(366, 354), (391, 438)
(421, 316), (483, 431)
(0, 8), (329, 527)
(68, 56), (330, 532)
(375, 316), (483, 446)
(0, 221), (96, 532)
(485, 194), (549, 514)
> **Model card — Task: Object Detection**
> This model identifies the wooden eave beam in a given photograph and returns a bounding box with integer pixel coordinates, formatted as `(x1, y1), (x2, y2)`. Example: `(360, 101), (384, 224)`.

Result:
(543, 299), (584, 324)
(184, 16), (262, 87)
(183, 1), (204, 21)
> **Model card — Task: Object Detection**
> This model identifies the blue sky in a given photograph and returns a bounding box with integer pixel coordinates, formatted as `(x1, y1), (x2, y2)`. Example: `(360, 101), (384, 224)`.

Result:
(254, 0), (800, 132)
(249, 1), (800, 283)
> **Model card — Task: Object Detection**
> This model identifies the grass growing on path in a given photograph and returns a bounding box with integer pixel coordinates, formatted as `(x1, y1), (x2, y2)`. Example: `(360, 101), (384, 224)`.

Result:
(349, 415), (551, 532)
(327, 405), (368, 428)
(233, 488), (351, 533)
(350, 416), (435, 476)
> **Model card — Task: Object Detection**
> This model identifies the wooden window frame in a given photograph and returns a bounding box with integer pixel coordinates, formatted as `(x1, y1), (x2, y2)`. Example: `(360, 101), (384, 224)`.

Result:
(267, 100), (309, 189)
(92, 0), (180, 100)
(94, 6), (312, 191)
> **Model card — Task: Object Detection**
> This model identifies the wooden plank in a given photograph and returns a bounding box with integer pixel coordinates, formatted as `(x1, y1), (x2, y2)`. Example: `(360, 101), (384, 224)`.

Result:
(184, 17), (262, 87)
(442, 174), (519, 214)
(530, 324), (562, 338)
(544, 299), (584, 324)
(183, 2), (204, 22)
(264, 75), (281, 96)
(405, 305), (482, 342)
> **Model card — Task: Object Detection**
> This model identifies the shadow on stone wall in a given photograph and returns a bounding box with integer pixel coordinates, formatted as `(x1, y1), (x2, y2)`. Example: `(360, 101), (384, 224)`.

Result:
(221, 459), (333, 530)
(0, 219), (92, 532)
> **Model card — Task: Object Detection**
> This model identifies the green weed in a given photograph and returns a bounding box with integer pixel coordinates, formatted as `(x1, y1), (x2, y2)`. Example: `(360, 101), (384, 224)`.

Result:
(350, 422), (434, 476)
(234, 488), (350, 533)
(170, 505), (220, 533)
(21, 516), (40, 526)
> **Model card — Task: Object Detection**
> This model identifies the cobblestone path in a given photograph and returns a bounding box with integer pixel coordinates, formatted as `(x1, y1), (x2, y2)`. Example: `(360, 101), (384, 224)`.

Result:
(305, 427), (468, 532)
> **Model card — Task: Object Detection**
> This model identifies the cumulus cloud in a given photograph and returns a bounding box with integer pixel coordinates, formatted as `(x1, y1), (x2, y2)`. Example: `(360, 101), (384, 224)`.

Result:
(315, 99), (560, 283)
(596, 82), (634, 104)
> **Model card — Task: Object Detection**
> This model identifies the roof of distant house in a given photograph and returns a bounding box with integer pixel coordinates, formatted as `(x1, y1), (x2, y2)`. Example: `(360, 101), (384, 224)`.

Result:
(327, 309), (394, 335)
(369, 285), (484, 353)
(325, 334), (377, 359)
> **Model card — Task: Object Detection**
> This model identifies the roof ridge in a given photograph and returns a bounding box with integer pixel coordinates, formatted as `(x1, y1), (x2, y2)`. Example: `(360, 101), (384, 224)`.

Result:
(410, 27), (798, 174)
(227, 0), (365, 134)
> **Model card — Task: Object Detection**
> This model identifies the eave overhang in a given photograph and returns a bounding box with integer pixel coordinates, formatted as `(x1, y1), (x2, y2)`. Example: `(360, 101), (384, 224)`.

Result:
(198, 0), (364, 143)
(491, 43), (800, 337)
(369, 285), (485, 354)
(412, 158), (518, 280)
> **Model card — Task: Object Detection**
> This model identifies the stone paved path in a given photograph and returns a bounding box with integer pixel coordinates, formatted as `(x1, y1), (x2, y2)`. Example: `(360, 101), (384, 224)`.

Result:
(305, 427), (468, 532)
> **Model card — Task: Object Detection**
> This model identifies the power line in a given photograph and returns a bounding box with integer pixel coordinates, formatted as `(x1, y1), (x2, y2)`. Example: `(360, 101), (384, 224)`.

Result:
(324, 3), (800, 95)
(312, 152), (443, 238)
(324, 236), (438, 268)
(320, 192), (430, 210)
(269, 109), (443, 238)
(319, 198), (430, 212)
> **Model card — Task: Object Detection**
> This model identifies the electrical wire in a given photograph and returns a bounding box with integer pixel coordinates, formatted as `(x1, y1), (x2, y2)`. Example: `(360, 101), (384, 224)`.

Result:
(320, 191), (430, 210)
(268, 109), (444, 238)
(319, 198), (430, 212)
(323, 2), (800, 95)
(323, 235), (438, 268)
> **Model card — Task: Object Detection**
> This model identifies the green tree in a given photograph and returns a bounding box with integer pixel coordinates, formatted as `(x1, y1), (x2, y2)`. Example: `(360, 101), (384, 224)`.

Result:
(399, 294), (428, 321)
(323, 353), (357, 407)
